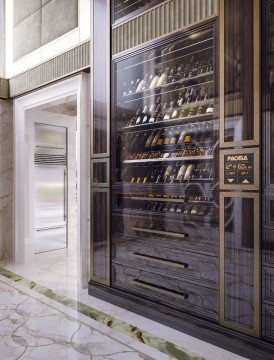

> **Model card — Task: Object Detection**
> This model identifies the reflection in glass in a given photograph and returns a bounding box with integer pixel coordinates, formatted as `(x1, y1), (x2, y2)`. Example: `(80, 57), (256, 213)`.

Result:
(224, 197), (255, 330)
(93, 0), (108, 155)
(224, 0), (254, 143)
(92, 191), (108, 281)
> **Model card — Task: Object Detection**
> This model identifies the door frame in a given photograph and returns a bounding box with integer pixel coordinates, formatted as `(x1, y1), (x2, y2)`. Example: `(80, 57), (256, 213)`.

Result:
(13, 74), (90, 288)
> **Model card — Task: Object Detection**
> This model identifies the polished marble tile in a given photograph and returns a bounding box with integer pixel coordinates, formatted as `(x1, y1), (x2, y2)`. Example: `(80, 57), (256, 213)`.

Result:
(0, 279), (158, 360)
(0, 263), (248, 360)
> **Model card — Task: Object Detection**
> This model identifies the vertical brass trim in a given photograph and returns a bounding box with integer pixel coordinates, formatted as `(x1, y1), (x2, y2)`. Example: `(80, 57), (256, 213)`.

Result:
(219, 0), (225, 147)
(253, 0), (260, 146)
(90, 188), (110, 286)
(220, 192), (260, 337)
(220, 0), (260, 148)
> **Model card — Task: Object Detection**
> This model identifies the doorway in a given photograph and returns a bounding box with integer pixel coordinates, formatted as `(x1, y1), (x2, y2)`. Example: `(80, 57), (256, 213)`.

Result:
(12, 74), (90, 288)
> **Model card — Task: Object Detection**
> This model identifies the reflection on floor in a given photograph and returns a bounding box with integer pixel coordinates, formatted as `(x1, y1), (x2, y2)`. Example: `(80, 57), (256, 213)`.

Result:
(0, 278), (148, 359)
(1, 249), (248, 360)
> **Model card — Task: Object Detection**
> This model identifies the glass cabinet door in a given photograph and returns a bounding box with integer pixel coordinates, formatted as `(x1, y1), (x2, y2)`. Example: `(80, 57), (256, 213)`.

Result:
(112, 24), (219, 254)
(220, 0), (260, 147)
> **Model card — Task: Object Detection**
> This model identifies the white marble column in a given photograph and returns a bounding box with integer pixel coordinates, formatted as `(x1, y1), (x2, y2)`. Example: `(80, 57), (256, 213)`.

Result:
(0, 99), (13, 265)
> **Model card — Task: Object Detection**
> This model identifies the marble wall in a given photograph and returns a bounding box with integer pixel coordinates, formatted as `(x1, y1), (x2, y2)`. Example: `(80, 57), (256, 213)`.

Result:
(13, 0), (78, 60)
(0, 99), (13, 264)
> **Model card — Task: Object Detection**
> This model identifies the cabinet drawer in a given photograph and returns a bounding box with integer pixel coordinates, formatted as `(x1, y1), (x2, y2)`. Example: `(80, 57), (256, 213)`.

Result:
(263, 266), (274, 305)
(112, 263), (219, 321)
(112, 214), (218, 255)
(112, 241), (218, 287)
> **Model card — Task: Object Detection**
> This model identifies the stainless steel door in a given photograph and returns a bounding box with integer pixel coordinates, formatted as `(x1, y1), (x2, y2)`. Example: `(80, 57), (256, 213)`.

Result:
(34, 123), (67, 253)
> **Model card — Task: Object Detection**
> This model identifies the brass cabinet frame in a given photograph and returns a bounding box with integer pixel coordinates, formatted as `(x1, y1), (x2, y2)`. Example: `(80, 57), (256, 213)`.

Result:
(220, 192), (260, 337)
(90, 1), (111, 286)
(219, 0), (260, 148)
(91, 158), (110, 188)
(220, 148), (260, 191)
(91, 0), (111, 158)
(90, 188), (111, 286)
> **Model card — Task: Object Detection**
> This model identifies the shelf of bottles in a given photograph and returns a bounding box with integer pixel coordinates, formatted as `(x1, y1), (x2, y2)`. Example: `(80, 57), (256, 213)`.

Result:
(113, 26), (218, 224)
(114, 0), (161, 22)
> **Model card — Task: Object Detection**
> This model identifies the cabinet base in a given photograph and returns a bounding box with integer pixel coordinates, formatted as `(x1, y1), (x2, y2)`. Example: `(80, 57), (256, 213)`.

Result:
(89, 281), (274, 360)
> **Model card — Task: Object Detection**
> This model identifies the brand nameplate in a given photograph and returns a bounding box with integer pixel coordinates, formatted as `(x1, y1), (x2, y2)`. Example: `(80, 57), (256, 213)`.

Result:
(224, 153), (254, 185)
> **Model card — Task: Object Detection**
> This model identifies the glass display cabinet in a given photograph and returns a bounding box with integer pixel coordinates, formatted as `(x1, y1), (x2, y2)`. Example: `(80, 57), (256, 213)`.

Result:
(111, 23), (220, 321)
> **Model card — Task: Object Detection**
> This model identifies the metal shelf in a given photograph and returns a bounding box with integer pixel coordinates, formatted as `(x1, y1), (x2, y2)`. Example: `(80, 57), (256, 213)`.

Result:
(123, 155), (213, 164)
(122, 196), (186, 203)
(116, 38), (214, 72)
(122, 112), (214, 131)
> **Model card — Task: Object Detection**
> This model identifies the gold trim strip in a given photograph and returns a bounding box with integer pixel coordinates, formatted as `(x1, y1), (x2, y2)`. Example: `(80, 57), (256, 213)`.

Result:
(219, 0), (260, 148)
(220, 192), (260, 337)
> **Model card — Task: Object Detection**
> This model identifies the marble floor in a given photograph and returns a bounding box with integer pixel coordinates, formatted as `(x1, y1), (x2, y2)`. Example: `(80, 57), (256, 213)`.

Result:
(0, 249), (251, 360)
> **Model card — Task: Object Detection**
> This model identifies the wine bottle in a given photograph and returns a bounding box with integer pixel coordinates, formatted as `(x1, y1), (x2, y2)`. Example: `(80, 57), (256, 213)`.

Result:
(142, 105), (152, 123)
(184, 164), (195, 181)
(169, 162), (180, 183)
(177, 130), (187, 144)
(177, 89), (186, 106)
(170, 127), (180, 145)
(171, 101), (181, 119)
(127, 80), (135, 94)
(163, 102), (175, 120)
(151, 129), (162, 147)
(163, 165), (174, 182)
(143, 168), (151, 183)
(149, 167), (159, 182)
(136, 74), (148, 92)
(122, 81), (128, 96)
(144, 131), (156, 148)
(186, 88), (195, 103)
(167, 66), (177, 83)
(155, 167), (166, 183)
(149, 103), (161, 123)
(156, 67), (169, 87)
(176, 164), (188, 181)
(156, 129), (166, 147)
(149, 70), (160, 89)
(134, 108), (142, 125)
(163, 128), (173, 146)
(156, 102), (167, 122)
(206, 102), (214, 113)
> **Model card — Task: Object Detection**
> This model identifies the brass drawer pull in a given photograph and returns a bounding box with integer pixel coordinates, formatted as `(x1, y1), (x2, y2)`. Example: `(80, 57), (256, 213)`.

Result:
(133, 253), (188, 269)
(132, 280), (188, 300)
(131, 226), (187, 238)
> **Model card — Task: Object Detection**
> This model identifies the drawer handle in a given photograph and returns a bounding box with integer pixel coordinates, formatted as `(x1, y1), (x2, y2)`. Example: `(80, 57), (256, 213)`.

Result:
(132, 279), (188, 300)
(133, 253), (188, 269)
(131, 226), (187, 238)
